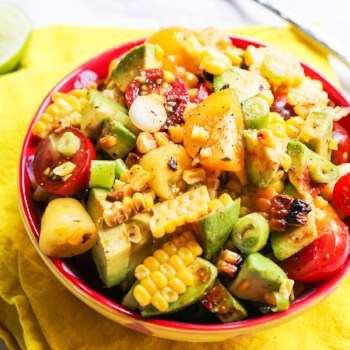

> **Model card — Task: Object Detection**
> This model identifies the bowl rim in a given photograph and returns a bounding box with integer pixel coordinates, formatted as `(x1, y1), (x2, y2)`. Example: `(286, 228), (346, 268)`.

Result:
(18, 34), (350, 337)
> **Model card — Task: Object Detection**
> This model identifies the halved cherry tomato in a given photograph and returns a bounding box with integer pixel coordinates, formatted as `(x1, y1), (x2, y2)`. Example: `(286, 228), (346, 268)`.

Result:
(125, 68), (189, 129)
(270, 92), (294, 120)
(279, 204), (350, 282)
(191, 84), (212, 104)
(333, 173), (350, 216)
(331, 122), (350, 165)
(34, 127), (96, 196)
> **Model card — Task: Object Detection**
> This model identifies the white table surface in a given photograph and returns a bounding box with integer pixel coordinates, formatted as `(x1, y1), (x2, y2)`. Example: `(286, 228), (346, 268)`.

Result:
(1, 0), (350, 349)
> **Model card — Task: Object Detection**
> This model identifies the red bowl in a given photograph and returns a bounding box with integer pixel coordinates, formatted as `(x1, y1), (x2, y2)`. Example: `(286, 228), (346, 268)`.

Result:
(18, 36), (350, 342)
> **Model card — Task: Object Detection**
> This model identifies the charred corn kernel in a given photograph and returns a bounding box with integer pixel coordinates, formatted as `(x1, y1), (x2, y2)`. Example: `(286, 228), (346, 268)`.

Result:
(237, 279), (250, 291)
(159, 263), (176, 280)
(168, 255), (185, 271)
(208, 199), (224, 213)
(186, 240), (203, 257)
(133, 285), (152, 306)
(258, 89), (274, 106)
(122, 196), (136, 218)
(154, 131), (171, 147)
(176, 268), (194, 286)
(161, 287), (179, 303)
(280, 154), (292, 171)
(168, 125), (184, 143)
(314, 195), (328, 209)
(163, 70), (175, 83)
(113, 179), (127, 191)
(191, 125), (209, 142)
(151, 292), (169, 312)
(217, 260), (238, 278)
(168, 277), (186, 294)
(103, 201), (129, 226)
(150, 271), (168, 289)
(294, 102), (312, 117)
(219, 193), (233, 206)
(153, 249), (169, 264)
(127, 165), (151, 192)
(144, 256), (160, 271)
(182, 168), (206, 185)
(127, 224), (142, 243)
(52, 161), (76, 177)
(134, 264), (151, 281)
(150, 186), (210, 237)
(162, 241), (178, 256)
(270, 180), (285, 193)
(141, 278), (158, 295)
(177, 247), (194, 266)
(136, 132), (157, 154)
(119, 171), (129, 183)
(328, 138), (339, 151)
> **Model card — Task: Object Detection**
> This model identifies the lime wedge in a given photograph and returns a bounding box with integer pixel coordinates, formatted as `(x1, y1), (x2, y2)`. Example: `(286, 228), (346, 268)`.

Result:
(0, 1), (31, 75)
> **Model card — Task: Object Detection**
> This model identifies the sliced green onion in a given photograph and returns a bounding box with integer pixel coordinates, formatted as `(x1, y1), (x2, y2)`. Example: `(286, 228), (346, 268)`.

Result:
(115, 158), (128, 179)
(231, 213), (269, 254)
(260, 54), (289, 83)
(57, 131), (81, 157)
(242, 96), (270, 129)
(89, 160), (116, 189)
(309, 160), (339, 183)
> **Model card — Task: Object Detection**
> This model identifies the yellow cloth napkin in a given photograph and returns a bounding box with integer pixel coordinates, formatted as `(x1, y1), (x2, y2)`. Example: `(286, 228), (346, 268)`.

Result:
(0, 26), (349, 350)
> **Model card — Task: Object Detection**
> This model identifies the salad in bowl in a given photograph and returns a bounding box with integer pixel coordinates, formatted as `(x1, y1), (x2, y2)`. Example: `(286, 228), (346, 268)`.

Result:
(19, 27), (350, 339)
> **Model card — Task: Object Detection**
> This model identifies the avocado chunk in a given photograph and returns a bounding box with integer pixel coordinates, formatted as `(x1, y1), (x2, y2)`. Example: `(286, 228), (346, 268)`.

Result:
(282, 183), (301, 199)
(213, 66), (270, 102)
(243, 129), (288, 188)
(99, 118), (137, 159)
(271, 208), (317, 260)
(87, 188), (110, 224)
(299, 111), (333, 160)
(111, 43), (163, 92)
(120, 213), (154, 291)
(200, 279), (247, 322)
(141, 258), (217, 317)
(92, 222), (131, 287)
(287, 141), (339, 199)
(228, 252), (288, 303)
(81, 90), (138, 139)
(192, 198), (241, 259)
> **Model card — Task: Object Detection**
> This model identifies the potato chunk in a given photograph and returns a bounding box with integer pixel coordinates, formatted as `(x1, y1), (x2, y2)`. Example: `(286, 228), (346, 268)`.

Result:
(39, 198), (97, 258)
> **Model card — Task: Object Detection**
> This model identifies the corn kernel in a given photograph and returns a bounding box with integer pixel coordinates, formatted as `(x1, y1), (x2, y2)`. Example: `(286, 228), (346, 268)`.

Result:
(186, 240), (203, 257)
(127, 165), (151, 192)
(172, 235), (188, 248)
(177, 247), (195, 265)
(161, 287), (179, 303)
(134, 264), (150, 280)
(141, 278), (158, 295)
(163, 70), (175, 83)
(153, 249), (169, 264)
(168, 277), (187, 294)
(168, 125), (184, 144)
(182, 168), (206, 185)
(52, 161), (76, 177)
(126, 224), (142, 243)
(168, 255), (185, 271)
(136, 132), (157, 153)
(150, 271), (168, 289)
(257, 129), (278, 148)
(151, 292), (169, 312)
(144, 256), (160, 271)
(208, 199), (224, 213)
(159, 263), (176, 280)
(184, 72), (199, 88)
(154, 131), (171, 147)
(201, 56), (227, 76)
(280, 154), (292, 171)
(122, 196), (136, 218)
(162, 242), (178, 256)
(133, 284), (152, 306)
(191, 125), (209, 142)
(219, 193), (233, 206)
(176, 268), (194, 286)
(182, 231), (196, 241)
(113, 179), (126, 191)
(270, 180), (285, 194)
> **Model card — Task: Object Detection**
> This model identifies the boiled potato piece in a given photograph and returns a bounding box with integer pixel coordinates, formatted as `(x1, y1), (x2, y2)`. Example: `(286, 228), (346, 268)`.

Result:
(39, 198), (97, 258)
(139, 144), (192, 199)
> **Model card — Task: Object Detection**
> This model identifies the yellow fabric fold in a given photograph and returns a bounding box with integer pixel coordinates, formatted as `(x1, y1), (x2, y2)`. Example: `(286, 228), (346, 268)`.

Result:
(0, 25), (349, 350)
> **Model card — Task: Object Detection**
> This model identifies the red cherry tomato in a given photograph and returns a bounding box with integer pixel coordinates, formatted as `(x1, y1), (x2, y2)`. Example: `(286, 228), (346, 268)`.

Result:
(125, 69), (189, 129)
(34, 127), (96, 196)
(279, 204), (350, 282)
(270, 92), (294, 120)
(191, 84), (212, 104)
(333, 173), (350, 215)
(331, 122), (350, 165)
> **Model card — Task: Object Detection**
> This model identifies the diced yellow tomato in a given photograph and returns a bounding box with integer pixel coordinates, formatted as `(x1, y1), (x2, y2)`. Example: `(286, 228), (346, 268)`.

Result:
(183, 89), (245, 172)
